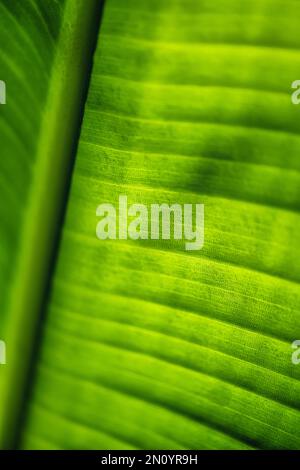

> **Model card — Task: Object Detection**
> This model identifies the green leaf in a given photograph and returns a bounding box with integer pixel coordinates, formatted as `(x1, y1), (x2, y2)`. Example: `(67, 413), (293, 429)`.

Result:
(1, 0), (300, 450)
(0, 0), (102, 448)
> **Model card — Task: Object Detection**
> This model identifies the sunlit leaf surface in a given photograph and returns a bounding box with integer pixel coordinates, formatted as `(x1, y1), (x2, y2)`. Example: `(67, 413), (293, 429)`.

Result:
(20, 0), (300, 450)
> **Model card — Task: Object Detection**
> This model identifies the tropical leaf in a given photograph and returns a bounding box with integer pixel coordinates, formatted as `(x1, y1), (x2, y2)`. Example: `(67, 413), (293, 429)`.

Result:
(1, 0), (300, 450)
(0, 0), (102, 448)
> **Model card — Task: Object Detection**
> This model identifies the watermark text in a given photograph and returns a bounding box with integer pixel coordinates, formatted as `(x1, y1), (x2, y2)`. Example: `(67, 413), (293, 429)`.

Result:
(96, 196), (204, 251)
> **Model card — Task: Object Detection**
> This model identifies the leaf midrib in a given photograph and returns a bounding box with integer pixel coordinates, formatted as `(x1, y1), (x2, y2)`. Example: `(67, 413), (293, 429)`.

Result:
(0, 0), (104, 449)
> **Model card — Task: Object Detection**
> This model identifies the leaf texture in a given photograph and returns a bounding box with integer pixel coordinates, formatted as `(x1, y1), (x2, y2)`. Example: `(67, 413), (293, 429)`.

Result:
(19, 0), (300, 449)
